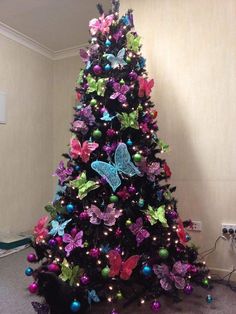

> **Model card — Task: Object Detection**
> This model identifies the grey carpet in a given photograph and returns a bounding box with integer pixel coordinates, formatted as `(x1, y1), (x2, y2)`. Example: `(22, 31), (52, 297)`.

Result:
(0, 248), (235, 314)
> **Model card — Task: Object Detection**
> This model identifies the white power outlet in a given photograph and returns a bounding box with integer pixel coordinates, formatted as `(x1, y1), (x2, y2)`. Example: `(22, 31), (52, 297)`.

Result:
(186, 221), (202, 232)
(221, 223), (236, 234)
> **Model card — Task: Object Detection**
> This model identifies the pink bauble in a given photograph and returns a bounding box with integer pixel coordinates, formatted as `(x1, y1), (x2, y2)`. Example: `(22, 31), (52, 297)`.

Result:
(79, 211), (89, 220)
(55, 236), (63, 246)
(27, 253), (37, 263)
(151, 300), (161, 312)
(89, 248), (100, 258)
(93, 65), (102, 75)
(48, 263), (60, 273)
(28, 282), (38, 294)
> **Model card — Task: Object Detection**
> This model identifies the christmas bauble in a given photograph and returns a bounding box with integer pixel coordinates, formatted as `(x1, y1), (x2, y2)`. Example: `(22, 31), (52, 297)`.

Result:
(48, 263), (60, 273)
(109, 195), (118, 203)
(90, 98), (97, 106)
(66, 203), (74, 213)
(104, 64), (111, 71)
(151, 300), (161, 312)
(28, 282), (38, 294)
(126, 139), (133, 146)
(206, 294), (213, 304)
(80, 274), (90, 285)
(105, 39), (112, 47)
(133, 153), (142, 162)
(27, 253), (37, 263)
(49, 238), (57, 247)
(158, 248), (169, 259)
(141, 265), (153, 277)
(101, 266), (110, 278)
(125, 219), (132, 227)
(89, 248), (100, 258)
(93, 64), (102, 75)
(70, 300), (81, 312)
(25, 267), (33, 276)
(92, 129), (102, 139)
(116, 291), (123, 300)
(138, 198), (145, 207)
(184, 283), (193, 295)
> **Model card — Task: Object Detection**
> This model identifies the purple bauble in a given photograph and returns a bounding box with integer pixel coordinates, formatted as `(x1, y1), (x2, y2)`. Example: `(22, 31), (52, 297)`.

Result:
(129, 71), (138, 80)
(71, 227), (78, 237)
(79, 211), (89, 220)
(93, 65), (102, 75)
(184, 283), (193, 295)
(80, 274), (90, 285)
(28, 282), (38, 294)
(49, 238), (57, 247)
(27, 253), (37, 263)
(89, 248), (100, 258)
(151, 300), (161, 312)
(48, 263), (60, 273)
(110, 310), (119, 314)
(168, 210), (178, 219)
(128, 185), (136, 194)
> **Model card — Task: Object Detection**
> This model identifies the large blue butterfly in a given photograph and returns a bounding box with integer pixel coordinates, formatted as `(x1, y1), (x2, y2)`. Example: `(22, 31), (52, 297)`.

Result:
(91, 143), (140, 192)
(106, 48), (127, 69)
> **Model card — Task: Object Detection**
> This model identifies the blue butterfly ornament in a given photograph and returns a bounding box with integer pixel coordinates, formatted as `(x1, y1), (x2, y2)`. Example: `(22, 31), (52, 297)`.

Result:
(91, 143), (140, 192)
(49, 219), (72, 236)
(106, 48), (127, 69)
(88, 289), (100, 305)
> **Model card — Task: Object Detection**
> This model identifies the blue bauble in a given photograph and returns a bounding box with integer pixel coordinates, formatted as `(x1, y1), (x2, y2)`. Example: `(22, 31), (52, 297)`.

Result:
(206, 295), (213, 304)
(105, 39), (112, 47)
(70, 300), (81, 312)
(186, 234), (191, 241)
(56, 214), (63, 221)
(141, 265), (153, 277)
(104, 64), (111, 71)
(126, 139), (133, 146)
(75, 165), (80, 171)
(66, 203), (74, 214)
(25, 267), (33, 276)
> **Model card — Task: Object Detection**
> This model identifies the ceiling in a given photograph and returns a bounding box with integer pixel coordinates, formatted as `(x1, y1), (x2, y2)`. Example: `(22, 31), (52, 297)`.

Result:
(0, 0), (112, 52)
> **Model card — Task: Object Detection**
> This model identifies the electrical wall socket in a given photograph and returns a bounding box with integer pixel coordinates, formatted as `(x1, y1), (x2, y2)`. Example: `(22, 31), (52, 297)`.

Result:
(186, 221), (202, 232)
(221, 223), (236, 234)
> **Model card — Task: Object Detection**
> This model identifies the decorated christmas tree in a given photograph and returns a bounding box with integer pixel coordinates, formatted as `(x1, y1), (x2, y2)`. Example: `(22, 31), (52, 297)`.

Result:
(26, 1), (210, 313)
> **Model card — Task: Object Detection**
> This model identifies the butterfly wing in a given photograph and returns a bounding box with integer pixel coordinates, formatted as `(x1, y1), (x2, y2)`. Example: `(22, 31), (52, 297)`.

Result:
(49, 220), (59, 236)
(58, 219), (72, 236)
(146, 79), (154, 97)
(120, 255), (140, 280)
(80, 141), (98, 163)
(108, 250), (122, 277)
(88, 289), (100, 305)
(117, 48), (127, 67)
(79, 48), (89, 63)
(136, 228), (150, 246)
(70, 137), (81, 159)
(87, 204), (102, 225)
(115, 143), (140, 177)
(91, 161), (121, 192)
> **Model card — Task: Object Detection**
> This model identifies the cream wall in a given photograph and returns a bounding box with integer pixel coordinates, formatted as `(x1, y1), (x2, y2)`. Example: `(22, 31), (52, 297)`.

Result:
(0, 33), (53, 234)
(120, 0), (236, 273)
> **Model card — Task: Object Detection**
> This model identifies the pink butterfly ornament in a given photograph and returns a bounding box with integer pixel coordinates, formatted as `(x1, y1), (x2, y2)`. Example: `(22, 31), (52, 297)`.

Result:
(138, 77), (154, 98)
(129, 217), (150, 246)
(89, 14), (114, 35)
(34, 216), (49, 243)
(70, 137), (98, 163)
(87, 204), (122, 227)
(62, 231), (84, 257)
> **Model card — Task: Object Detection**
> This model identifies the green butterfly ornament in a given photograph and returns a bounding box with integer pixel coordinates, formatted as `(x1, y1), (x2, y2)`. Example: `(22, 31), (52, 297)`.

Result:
(76, 69), (84, 85)
(59, 259), (82, 286)
(126, 32), (141, 53)
(70, 171), (99, 200)
(86, 74), (106, 96)
(157, 139), (169, 153)
(145, 205), (168, 227)
(45, 202), (66, 219)
(117, 110), (139, 130)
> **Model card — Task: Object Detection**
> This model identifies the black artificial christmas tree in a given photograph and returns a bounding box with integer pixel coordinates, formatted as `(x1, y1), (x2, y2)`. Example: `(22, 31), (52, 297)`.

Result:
(26, 1), (209, 313)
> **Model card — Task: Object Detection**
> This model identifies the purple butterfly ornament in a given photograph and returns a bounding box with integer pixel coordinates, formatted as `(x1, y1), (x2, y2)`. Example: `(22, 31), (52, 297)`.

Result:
(53, 161), (73, 184)
(129, 217), (150, 246)
(87, 204), (122, 227)
(110, 82), (129, 103)
(62, 231), (84, 256)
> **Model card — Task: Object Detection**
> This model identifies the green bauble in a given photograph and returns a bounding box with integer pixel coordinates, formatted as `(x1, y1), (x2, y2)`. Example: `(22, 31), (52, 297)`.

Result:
(92, 129), (102, 139)
(159, 248), (169, 259)
(101, 266), (110, 278)
(202, 278), (209, 286)
(116, 291), (123, 300)
(120, 79), (125, 85)
(109, 195), (118, 203)
(90, 98), (97, 106)
(133, 153), (142, 162)
(125, 219), (132, 227)
(126, 57), (131, 63)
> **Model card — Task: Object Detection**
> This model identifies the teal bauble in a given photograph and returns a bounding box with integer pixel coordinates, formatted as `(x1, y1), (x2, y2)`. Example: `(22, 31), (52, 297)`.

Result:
(138, 198), (145, 207)
(66, 203), (74, 213)
(104, 64), (111, 71)
(25, 267), (33, 276)
(70, 300), (81, 312)
(141, 265), (153, 277)
(105, 39), (112, 47)
(92, 129), (102, 139)
(158, 248), (169, 259)
(126, 139), (133, 146)
(206, 294), (213, 304)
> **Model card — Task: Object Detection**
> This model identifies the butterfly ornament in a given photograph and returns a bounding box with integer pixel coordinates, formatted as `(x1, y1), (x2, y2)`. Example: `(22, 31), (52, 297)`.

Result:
(110, 82), (130, 103)
(70, 137), (98, 163)
(107, 250), (140, 280)
(88, 290), (100, 305)
(33, 216), (48, 243)
(106, 48), (127, 69)
(117, 110), (139, 130)
(59, 259), (81, 286)
(89, 14), (114, 35)
(70, 171), (99, 200)
(129, 217), (150, 246)
(63, 231), (84, 256)
(144, 205), (168, 227)
(53, 161), (73, 184)
(49, 219), (72, 237)
(86, 74), (106, 96)
(138, 77), (154, 98)
(87, 203), (122, 226)
(91, 143), (140, 192)
(126, 32), (141, 53)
